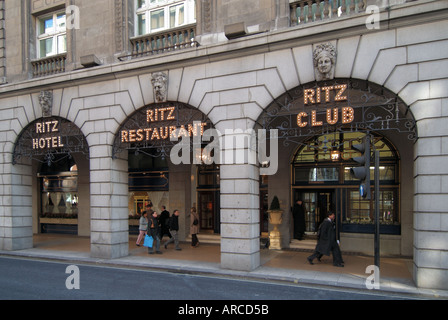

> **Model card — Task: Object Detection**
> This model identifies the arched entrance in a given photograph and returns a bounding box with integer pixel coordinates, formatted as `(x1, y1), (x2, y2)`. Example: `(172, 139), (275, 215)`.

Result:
(112, 101), (219, 241)
(12, 116), (90, 238)
(291, 132), (401, 249)
(257, 79), (416, 256)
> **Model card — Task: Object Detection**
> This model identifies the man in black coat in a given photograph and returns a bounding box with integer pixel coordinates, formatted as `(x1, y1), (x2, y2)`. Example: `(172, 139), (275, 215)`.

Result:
(147, 211), (162, 254)
(307, 211), (344, 267)
(292, 200), (306, 240)
(159, 205), (172, 241)
(164, 209), (182, 251)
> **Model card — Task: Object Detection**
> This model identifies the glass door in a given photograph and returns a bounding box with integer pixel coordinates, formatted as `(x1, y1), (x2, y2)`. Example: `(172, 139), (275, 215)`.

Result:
(296, 190), (334, 233)
(198, 190), (220, 233)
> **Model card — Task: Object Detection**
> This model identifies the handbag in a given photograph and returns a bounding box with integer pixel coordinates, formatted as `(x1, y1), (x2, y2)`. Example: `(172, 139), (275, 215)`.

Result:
(143, 235), (153, 248)
(193, 218), (198, 225)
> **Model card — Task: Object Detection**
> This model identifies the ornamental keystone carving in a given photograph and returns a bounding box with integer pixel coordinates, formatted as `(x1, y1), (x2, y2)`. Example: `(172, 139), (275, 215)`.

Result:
(151, 72), (168, 103)
(39, 90), (53, 117)
(313, 43), (337, 81)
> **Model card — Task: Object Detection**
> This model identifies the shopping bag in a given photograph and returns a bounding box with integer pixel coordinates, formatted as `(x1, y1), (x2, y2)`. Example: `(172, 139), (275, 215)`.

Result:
(143, 235), (153, 248)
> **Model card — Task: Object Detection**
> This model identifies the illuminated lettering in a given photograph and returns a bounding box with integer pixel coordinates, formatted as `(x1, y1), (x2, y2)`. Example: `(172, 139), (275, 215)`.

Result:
(32, 136), (64, 150)
(342, 107), (354, 123)
(311, 110), (322, 126)
(326, 108), (338, 125)
(297, 112), (308, 127)
(334, 84), (348, 101)
(298, 84), (353, 128)
(119, 123), (209, 142)
(35, 120), (59, 133)
(151, 128), (160, 140)
(160, 127), (169, 139)
(147, 109), (154, 122)
(129, 129), (137, 142)
(146, 107), (177, 122)
(167, 107), (175, 120)
(304, 89), (315, 105)
(144, 128), (152, 140)
(136, 129), (144, 142)
(321, 86), (334, 102)
(121, 130), (128, 142)
(296, 108), (354, 128)
(304, 85), (348, 105)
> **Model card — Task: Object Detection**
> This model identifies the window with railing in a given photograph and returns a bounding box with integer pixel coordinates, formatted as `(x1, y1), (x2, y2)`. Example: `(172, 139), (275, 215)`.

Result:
(37, 11), (67, 58)
(289, 0), (367, 26)
(120, 0), (197, 60)
(32, 10), (67, 77)
(136, 0), (196, 36)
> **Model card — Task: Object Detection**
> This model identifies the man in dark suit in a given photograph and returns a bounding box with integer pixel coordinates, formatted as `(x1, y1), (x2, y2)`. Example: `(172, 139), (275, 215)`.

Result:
(292, 200), (306, 240)
(307, 211), (344, 267)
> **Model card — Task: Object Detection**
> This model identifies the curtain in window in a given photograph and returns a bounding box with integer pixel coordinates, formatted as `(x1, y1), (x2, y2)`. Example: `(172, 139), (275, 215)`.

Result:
(151, 9), (164, 30)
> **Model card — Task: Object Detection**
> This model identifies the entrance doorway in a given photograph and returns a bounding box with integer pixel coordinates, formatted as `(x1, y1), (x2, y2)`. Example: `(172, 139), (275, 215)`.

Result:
(294, 189), (334, 234)
(198, 190), (220, 233)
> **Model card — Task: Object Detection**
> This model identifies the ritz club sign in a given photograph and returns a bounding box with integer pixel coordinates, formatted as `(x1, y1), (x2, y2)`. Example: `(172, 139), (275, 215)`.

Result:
(296, 84), (354, 127)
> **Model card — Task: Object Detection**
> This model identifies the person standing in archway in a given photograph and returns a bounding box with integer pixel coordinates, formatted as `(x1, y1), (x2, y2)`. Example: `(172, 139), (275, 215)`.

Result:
(292, 200), (306, 240)
(190, 207), (200, 247)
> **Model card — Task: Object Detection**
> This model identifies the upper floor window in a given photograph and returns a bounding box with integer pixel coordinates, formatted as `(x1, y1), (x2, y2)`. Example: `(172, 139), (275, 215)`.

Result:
(136, 0), (196, 36)
(37, 11), (67, 58)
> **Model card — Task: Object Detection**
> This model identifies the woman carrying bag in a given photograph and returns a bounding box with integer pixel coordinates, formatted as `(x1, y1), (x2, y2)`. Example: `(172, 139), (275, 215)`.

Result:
(136, 211), (148, 246)
(190, 207), (200, 247)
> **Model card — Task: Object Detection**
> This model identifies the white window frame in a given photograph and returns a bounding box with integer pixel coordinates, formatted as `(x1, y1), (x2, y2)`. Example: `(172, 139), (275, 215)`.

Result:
(135, 0), (196, 36)
(36, 11), (67, 58)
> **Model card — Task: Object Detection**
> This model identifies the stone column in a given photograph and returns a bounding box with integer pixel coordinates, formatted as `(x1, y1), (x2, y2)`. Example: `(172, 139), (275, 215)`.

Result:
(220, 130), (260, 271)
(413, 99), (448, 289)
(90, 146), (129, 259)
(0, 159), (33, 251)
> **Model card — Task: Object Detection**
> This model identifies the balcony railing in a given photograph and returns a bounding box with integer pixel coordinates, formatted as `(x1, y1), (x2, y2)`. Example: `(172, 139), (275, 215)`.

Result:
(119, 24), (198, 61)
(290, 0), (367, 26)
(31, 54), (67, 78)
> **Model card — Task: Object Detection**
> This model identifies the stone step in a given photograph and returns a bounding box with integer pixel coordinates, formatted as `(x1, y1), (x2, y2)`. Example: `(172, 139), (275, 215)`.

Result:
(186, 233), (221, 244)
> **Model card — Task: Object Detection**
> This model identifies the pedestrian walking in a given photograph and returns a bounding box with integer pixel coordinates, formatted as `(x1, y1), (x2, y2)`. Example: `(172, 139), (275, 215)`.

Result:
(147, 210), (162, 254)
(190, 207), (200, 247)
(159, 205), (172, 241)
(307, 211), (344, 267)
(164, 209), (182, 251)
(136, 211), (148, 246)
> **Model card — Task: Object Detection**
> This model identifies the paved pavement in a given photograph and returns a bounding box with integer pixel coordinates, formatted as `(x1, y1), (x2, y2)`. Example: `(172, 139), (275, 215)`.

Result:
(1, 234), (447, 299)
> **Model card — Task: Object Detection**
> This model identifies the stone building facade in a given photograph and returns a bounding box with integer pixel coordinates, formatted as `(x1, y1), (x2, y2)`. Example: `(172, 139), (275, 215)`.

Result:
(0, 0), (447, 290)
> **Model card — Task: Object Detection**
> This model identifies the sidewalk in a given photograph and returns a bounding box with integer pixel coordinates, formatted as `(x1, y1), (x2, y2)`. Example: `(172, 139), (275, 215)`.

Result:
(1, 234), (447, 299)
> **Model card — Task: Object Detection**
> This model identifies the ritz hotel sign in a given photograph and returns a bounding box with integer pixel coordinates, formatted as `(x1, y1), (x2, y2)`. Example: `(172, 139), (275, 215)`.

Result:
(32, 120), (64, 150)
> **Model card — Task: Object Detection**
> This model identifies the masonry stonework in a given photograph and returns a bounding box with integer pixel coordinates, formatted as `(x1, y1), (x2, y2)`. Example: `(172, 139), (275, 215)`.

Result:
(0, 0), (447, 289)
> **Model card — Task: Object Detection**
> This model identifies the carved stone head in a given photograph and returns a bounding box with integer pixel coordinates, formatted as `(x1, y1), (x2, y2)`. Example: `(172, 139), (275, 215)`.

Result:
(39, 90), (53, 117)
(313, 43), (337, 81)
(151, 72), (168, 103)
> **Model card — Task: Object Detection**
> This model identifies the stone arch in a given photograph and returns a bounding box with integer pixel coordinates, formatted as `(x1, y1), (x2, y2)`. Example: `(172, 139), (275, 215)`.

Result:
(110, 100), (218, 246)
(254, 78), (416, 254)
(4, 116), (90, 250)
